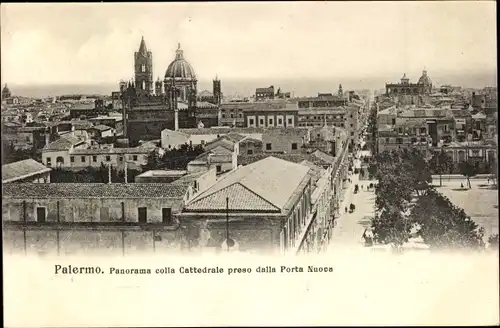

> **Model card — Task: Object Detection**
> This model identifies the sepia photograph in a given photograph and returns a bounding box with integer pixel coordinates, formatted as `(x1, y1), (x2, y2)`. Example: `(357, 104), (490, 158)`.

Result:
(1, 1), (498, 327)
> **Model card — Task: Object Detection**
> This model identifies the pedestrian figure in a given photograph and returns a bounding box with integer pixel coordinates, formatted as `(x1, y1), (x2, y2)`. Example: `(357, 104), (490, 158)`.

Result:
(345, 206), (348, 213)
(363, 228), (374, 247)
(461, 182), (464, 188)
(361, 185), (364, 190)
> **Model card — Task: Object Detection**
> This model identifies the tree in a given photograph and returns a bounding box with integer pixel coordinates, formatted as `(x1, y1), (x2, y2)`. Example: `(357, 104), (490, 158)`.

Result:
(367, 162), (377, 179)
(488, 234), (499, 250)
(429, 150), (454, 187)
(371, 206), (412, 248)
(459, 161), (477, 189)
(1, 139), (42, 165)
(141, 150), (160, 172)
(410, 189), (485, 250)
(375, 173), (414, 212)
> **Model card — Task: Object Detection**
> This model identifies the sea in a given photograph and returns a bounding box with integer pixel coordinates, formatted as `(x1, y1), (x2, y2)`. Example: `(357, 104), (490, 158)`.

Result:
(4, 72), (497, 99)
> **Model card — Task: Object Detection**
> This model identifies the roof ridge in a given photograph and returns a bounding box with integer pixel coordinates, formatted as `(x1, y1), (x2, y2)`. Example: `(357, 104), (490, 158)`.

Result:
(187, 182), (280, 212)
(236, 182), (281, 211)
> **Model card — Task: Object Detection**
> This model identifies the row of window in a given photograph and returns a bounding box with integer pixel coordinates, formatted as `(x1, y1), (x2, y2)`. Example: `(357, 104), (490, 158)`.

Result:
(34, 206), (173, 224)
(46, 154), (143, 165)
(382, 137), (428, 144)
(222, 113), (243, 119)
(297, 122), (346, 128)
(248, 117), (294, 127)
(298, 114), (353, 120)
(396, 127), (428, 135)
(265, 143), (298, 151)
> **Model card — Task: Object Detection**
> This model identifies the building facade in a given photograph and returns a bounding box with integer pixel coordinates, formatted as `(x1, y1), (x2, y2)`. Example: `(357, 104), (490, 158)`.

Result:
(120, 39), (221, 145)
(2, 183), (191, 255)
(178, 157), (313, 254)
(385, 70), (433, 96)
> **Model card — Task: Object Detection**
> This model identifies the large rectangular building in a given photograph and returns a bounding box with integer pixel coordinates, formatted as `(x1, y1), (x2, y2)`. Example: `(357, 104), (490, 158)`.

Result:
(179, 156), (313, 254)
(2, 183), (192, 255)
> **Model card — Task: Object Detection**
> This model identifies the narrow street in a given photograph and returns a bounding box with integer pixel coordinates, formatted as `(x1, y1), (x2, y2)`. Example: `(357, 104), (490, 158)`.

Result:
(328, 153), (377, 251)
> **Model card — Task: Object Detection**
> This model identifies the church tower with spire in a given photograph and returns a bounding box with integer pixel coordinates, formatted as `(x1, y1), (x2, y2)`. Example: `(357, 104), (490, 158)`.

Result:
(213, 75), (222, 106)
(134, 36), (153, 95)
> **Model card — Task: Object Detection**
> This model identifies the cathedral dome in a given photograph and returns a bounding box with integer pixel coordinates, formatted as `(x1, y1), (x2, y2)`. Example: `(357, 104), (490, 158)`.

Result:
(417, 70), (432, 85)
(165, 44), (196, 80)
(2, 83), (11, 98)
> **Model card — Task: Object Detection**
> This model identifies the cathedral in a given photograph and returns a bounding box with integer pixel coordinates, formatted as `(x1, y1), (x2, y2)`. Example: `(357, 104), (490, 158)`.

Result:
(385, 70), (433, 96)
(120, 37), (221, 145)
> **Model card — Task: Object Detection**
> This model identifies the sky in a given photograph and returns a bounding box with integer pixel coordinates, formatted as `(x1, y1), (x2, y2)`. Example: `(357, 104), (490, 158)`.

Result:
(1, 2), (497, 88)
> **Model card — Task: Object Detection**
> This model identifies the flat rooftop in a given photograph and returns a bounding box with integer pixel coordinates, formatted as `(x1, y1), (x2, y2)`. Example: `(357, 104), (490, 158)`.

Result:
(137, 170), (188, 177)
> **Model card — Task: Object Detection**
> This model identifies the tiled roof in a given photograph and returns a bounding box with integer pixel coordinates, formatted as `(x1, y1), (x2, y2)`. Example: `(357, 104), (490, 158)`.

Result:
(2, 159), (51, 183)
(240, 137), (262, 144)
(263, 127), (309, 137)
(185, 183), (279, 212)
(205, 138), (235, 152)
(238, 152), (334, 168)
(186, 156), (310, 212)
(170, 170), (210, 185)
(196, 146), (232, 160)
(312, 150), (336, 164)
(300, 160), (323, 182)
(225, 132), (247, 142)
(2, 183), (189, 199)
(179, 127), (265, 135)
(44, 135), (85, 151)
(70, 147), (151, 155)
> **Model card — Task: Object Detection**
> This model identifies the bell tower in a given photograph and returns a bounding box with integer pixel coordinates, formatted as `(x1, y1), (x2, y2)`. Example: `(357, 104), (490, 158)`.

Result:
(134, 36), (153, 95)
(213, 75), (222, 106)
(155, 77), (163, 95)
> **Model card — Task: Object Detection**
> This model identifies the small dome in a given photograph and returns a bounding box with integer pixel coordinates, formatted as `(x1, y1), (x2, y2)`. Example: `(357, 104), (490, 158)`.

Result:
(3, 84), (10, 93)
(418, 70), (432, 85)
(165, 43), (196, 80)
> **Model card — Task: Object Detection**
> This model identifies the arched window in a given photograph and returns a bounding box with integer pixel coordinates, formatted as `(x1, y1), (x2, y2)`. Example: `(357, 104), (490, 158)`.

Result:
(142, 81), (146, 90)
(56, 156), (64, 167)
(141, 64), (146, 73)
